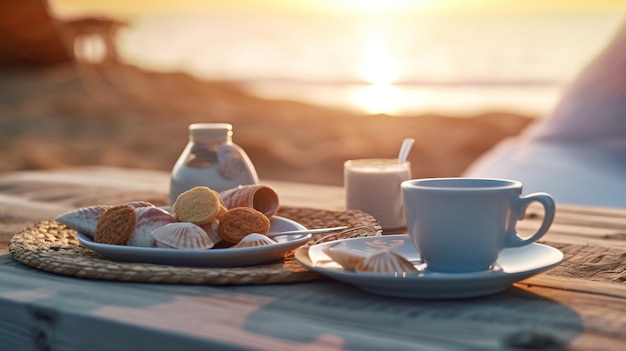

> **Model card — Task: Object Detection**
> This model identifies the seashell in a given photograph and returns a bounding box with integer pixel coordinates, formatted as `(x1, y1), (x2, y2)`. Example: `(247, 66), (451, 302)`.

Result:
(232, 233), (277, 248)
(217, 143), (248, 179)
(126, 201), (155, 208)
(322, 245), (368, 270)
(126, 206), (176, 247)
(151, 222), (216, 249)
(355, 250), (418, 276)
(55, 205), (109, 236)
(199, 220), (224, 246)
(219, 185), (279, 218)
(187, 143), (217, 168)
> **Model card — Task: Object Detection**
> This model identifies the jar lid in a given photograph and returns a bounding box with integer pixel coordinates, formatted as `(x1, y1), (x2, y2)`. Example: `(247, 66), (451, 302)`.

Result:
(189, 123), (233, 141)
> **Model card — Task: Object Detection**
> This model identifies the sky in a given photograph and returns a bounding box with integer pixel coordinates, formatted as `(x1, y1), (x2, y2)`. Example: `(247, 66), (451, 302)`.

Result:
(50, 0), (626, 18)
(47, 0), (626, 116)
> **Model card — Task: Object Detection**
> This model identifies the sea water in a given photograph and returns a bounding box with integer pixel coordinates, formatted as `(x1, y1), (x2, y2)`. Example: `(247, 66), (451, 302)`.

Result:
(117, 11), (625, 116)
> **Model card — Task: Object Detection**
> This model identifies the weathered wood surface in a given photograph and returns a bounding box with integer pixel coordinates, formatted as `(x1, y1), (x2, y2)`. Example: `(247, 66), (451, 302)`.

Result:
(0, 167), (625, 351)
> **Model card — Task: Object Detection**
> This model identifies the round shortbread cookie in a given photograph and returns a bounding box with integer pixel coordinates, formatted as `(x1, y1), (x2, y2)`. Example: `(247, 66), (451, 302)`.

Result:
(94, 204), (136, 245)
(173, 186), (222, 225)
(218, 207), (271, 244)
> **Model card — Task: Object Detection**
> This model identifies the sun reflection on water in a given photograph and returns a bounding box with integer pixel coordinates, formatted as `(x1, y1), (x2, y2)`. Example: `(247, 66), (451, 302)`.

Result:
(352, 84), (408, 115)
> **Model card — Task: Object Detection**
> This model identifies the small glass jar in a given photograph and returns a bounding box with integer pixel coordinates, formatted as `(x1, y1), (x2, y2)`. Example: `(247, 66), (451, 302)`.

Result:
(344, 158), (411, 231)
(169, 123), (259, 204)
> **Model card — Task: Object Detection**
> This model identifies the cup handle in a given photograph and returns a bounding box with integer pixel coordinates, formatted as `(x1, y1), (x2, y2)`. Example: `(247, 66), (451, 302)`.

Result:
(506, 192), (556, 248)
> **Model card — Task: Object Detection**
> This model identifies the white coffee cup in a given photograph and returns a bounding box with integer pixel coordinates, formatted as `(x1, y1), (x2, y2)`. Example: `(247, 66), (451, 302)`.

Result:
(344, 159), (411, 230)
(401, 178), (556, 273)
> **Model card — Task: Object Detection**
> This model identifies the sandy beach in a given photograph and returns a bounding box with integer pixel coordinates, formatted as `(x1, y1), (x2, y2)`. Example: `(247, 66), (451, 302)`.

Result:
(0, 61), (533, 186)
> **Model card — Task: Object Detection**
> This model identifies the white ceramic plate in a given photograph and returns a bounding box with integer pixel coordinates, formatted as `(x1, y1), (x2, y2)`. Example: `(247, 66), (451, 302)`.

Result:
(295, 234), (563, 299)
(77, 216), (310, 267)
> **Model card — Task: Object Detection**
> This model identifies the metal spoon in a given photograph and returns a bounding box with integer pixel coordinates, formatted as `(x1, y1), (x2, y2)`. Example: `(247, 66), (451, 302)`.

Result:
(266, 226), (349, 237)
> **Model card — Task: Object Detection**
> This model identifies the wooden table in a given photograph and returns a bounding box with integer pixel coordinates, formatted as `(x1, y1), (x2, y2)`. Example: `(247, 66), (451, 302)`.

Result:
(0, 167), (625, 350)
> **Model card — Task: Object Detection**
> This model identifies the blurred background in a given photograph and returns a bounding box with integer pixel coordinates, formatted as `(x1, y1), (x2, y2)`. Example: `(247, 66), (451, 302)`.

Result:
(49, 0), (625, 116)
(1, 0), (625, 185)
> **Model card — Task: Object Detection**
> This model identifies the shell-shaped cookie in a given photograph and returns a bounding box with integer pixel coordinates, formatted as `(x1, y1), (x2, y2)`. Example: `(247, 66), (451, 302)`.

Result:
(322, 245), (368, 270)
(55, 205), (109, 236)
(199, 220), (223, 246)
(126, 206), (176, 247)
(151, 222), (216, 249)
(232, 233), (277, 248)
(219, 185), (279, 218)
(355, 250), (418, 276)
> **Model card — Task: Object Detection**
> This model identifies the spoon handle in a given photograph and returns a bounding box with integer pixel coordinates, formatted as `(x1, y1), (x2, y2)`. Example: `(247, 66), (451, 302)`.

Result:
(267, 226), (349, 237)
(397, 138), (415, 164)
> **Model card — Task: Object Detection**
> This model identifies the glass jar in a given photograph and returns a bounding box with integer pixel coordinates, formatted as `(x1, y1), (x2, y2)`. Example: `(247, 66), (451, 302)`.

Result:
(169, 123), (259, 204)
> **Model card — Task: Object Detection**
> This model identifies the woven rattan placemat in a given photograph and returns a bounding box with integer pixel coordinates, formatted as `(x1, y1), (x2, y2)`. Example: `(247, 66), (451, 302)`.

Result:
(8, 206), (381, 285)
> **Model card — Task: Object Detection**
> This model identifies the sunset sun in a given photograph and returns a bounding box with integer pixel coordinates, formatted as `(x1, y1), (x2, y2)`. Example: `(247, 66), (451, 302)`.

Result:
(328, 0), (421, 13)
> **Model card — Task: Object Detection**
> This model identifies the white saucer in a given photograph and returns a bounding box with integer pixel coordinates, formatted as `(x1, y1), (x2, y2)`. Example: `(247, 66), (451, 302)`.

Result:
(295, 234), (563, 299)
(78, 216), (310, 267)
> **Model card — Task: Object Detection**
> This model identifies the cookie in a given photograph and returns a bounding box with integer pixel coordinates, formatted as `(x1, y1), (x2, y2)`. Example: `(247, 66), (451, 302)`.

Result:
(218, 207), (271, 244)
(172, 186), (222, 225)
(94, 204), (136, 245)
(214, 190), (228, 220)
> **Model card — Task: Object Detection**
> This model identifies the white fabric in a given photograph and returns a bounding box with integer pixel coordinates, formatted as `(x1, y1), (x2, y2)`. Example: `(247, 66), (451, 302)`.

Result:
(464, 140), (626, 207)
(464, 21), (626, 208)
